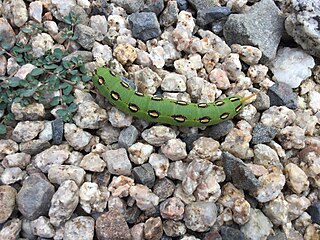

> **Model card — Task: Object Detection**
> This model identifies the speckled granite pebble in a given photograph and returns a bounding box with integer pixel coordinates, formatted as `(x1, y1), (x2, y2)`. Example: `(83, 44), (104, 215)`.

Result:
(95, 209), (131, 240)
(251, 123), (278, 144)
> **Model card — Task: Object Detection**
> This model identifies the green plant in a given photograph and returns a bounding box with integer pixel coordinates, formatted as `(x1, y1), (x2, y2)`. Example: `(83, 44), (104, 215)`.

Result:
(61, 12), (80, 50)
(0, 45), (92, 134)
(0, 12), (91, 134)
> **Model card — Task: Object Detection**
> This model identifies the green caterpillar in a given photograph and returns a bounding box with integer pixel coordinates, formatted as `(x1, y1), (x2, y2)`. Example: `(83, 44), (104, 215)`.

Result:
(93, 67), (254, 127)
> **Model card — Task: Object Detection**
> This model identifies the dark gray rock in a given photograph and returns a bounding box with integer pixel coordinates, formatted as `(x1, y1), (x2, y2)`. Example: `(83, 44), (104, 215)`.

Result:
(125, 205), (141, 224)
(197, 7), (231, 27)
(307, 201), (320, 224)
(143, 0), (165, 15)
(110, 0), (144, 14)
(92, 170), (111, 187)
(267, 82), (298, 109)
(19, 139), (50, 155)
(153, 178), (175, 202)
(251, 123), (278, 145)
(17, 173), (55, 220)
(204, 120), (234, 140)
(223, 152), (259, 192)
(267, 230), (287, 240)
(132, 163), (155, 188)
(160, 1), (179, 27)
(180, 133), (202, 152)
(223, 0), (285, 63)
(52, 118), (64, 145)
(118, 125), (139, 149)
(204, 230), (222, 240)
(128, 12), (161, 41)
(187, 0), (217, 11)
(177, 0), (188, 10)
(220, 226), (245, 240)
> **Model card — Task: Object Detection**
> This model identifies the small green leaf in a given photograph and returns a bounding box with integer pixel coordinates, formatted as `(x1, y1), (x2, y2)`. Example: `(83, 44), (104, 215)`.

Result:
(15, 57), (25, 63)
(50, 96), (60, 106)
(4, 113), (15, 122)
(21, 27), (33, 34)
(71, 75), (80, 82)
(0, 124), (6, 134)
(70, 34), (79, 41)
(62, 61), (71, 69)
(19, 79), (28, 87)
(1, 42), (12, 50)
(21, 87), (38, 97)
(54, 66), (64, 74)
(67, 103), (78, 112)
(30, 68), (44, 76)
(44, 64), (58, 70)
(69, 69), (78, 75)
(64, 15), (72, 25)
(8, 77), (21, 87)
(62, 95), (74, 104)
(82, 75), (91, 82)
(0, 102), (6, 110)
(53, 48), (63, 59)
(63, 84), (73, 95)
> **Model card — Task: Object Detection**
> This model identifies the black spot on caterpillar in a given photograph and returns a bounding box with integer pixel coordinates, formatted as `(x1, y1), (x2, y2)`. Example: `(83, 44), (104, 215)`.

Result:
(93, 68), (255, 127)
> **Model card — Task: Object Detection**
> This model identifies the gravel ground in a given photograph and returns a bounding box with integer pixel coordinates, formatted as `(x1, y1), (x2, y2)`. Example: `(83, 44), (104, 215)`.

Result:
(0, 0), (319, 239)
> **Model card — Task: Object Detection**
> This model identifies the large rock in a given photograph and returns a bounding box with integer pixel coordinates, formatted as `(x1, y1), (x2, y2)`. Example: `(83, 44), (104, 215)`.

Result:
(285, 0), (320, 58)
(223, 0), (284, 63)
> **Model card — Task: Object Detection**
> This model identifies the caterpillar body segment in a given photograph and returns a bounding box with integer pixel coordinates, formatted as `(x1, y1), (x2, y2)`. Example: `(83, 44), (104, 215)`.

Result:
(93, 67), (251, 127)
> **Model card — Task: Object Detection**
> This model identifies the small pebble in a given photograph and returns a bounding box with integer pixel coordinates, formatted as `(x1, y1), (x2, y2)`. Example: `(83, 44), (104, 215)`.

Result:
(51, 118), (64, 145)
(285, 163), (309, 194)
(277, 126), (306, 150)
(222, 152), (259, 193)
(129, 184), (159, 211)
(0, 185), (17, 224)
(231, 44), (262, 65)
(64, 216), (94, 240)
(160, 197), (185, 221)
(307, 202), (320, 224)
(159, 1), (179, 27)
(149, 153), (170, 179)
(240, 209), (273, 240)
(196, 7), (231, 27)
(220, 226), (245, 240)
(95, 209), (131, 240)
(163, 220), (186, 237)
(251, 123), (278, 144)
(128, 142), (154, 165)
(17, 174), (55, 220)
(128, 12), (161, 41)
(49, 180), (79, 226)
(102, 148), (132, 176)
(153, 177), (176, 202)
(132, 163), (156, 188)
(268, 82), (298, 109)
(118, 125), (139, 149)
(144, 217), (163, 240)
(184, 201), (217, 232)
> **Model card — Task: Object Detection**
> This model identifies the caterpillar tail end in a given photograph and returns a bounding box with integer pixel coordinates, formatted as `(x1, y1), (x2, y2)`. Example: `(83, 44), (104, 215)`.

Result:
(241, 93), (257, 104)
